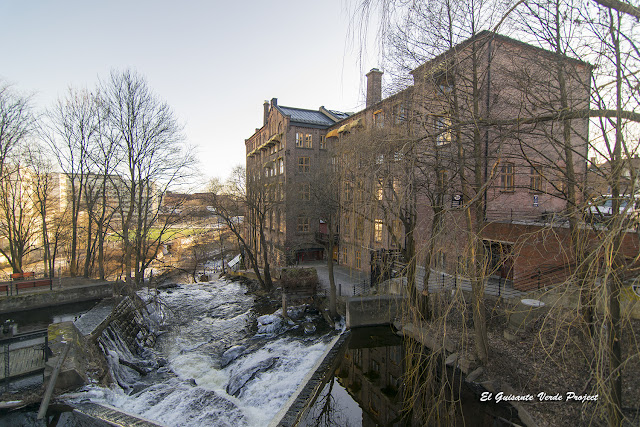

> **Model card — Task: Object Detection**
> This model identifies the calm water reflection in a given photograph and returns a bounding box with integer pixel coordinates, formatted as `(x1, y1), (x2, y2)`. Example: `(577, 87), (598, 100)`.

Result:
(302, 326), (520, 427)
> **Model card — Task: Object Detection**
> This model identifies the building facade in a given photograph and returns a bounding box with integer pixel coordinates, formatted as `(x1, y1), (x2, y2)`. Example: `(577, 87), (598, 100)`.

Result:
(244, 98), (349, 267)
(327, 31), (593, 290)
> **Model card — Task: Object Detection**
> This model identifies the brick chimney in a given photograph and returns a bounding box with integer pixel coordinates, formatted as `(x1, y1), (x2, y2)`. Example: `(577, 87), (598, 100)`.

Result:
(366, 68), (383, 107)
(263, 101), (269, 126)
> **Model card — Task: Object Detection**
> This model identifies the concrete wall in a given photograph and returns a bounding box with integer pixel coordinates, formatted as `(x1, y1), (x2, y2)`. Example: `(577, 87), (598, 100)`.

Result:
(0, 283), (112, 314)
(346, 295), (406, 328)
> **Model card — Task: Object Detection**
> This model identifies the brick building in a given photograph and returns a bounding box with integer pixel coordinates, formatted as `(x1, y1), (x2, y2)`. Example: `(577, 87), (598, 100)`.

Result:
(328, 31), (595, 291)
(244, 98), (349, 267)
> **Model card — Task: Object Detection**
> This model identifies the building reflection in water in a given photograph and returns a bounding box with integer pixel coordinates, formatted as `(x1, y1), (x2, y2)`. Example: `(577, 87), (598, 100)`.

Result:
(301, 326), (520, 427)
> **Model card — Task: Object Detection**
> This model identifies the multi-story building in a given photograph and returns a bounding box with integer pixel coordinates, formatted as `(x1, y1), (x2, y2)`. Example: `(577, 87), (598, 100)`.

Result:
(244, 98), (349, 266)
(328, 31), (593, 290)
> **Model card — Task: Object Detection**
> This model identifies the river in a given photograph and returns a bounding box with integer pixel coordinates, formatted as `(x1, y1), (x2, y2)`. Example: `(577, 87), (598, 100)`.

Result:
(67, 278), (338, 426)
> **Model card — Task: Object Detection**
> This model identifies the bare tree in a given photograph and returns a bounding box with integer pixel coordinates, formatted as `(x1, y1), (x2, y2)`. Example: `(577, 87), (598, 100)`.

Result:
(100, 69), (193, 290)
(305, 154), (341, 317)
(208, 166), (274, 290)
(0, 82), (32, 179)
(44, 87), (99, 277)
(0, 162), (40, 273)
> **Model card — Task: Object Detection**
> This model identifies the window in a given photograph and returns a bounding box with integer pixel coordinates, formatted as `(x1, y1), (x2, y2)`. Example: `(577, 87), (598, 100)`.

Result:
(298, 157), (310, 173)
(393, 103), (407, 124)
(375, 154), (384, 165)
(319, 136), (326, 150)
(438, 169), (448, 192)
(394, 151), (403, 162)
(501, 163), (515, 191)
(297, 216), (309, 232)
(344, 215), (351, 237)
(354, 348), (362, 367)
(276, 210), (280, 232)
(342, 247), (348, 264)
(296, 132), (304, 147)
(278, 182), (284, 201)
(278, 158), (284, 175)
(344, 181), (352, 201)
(435, 116), (452, 146)
(374, 219), (383, 243)
(305, 133), (312, 148)
(530, 166), (543, 193)
(355, 250), (361, 269)
(373, 110), (384, 128)
(355, 217), (364, 240)
(377, 180), (384, 200)
(299, 183), (310, 201)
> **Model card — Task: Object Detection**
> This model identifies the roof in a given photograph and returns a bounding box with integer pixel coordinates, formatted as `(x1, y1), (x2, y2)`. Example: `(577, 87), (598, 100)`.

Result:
(276, 105), (339, 128)
(325, 109), (351, 120)
(411, 30), (591, 77)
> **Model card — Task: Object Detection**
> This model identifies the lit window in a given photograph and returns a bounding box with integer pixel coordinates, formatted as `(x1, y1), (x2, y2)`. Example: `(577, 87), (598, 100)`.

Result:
(374, 220), (383, 243)
(501, 163), (515, 191)
(435, 115), (452, 146)
(373, 110), (384, 128)
(297, 216), (309, 232)
(530, 166), (543, 193)
(298, 157), (310, 173)
(296, 132), (304, 147)
(305, 134), (312, 148)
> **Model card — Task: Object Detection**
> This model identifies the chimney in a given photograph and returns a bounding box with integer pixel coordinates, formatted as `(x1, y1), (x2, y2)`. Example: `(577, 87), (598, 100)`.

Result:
(271, 98), (278, 107)
(366, 68), (383, 107)
(263, 101), (269, 126)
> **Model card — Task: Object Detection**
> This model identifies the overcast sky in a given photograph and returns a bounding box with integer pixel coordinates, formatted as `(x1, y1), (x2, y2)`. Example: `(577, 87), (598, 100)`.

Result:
(1, 0), (379, 190)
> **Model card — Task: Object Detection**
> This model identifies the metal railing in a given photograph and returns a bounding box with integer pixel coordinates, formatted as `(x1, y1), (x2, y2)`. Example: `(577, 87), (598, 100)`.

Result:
(0, 329), (49, 387)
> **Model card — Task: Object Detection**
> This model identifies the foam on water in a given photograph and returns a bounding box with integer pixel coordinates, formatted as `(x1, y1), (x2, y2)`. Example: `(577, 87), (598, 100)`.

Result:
(72, 278), (335, 427)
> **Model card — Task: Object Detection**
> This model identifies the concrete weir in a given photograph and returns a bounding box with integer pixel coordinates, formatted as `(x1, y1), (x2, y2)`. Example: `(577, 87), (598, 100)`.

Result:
(346, 295), (406, 328)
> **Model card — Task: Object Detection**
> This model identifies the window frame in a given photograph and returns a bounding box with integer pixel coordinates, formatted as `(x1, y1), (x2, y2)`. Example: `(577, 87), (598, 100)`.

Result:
(297, 156), (310, 173)
(296, 215), (310, 233)
(501, 162), (515, 192)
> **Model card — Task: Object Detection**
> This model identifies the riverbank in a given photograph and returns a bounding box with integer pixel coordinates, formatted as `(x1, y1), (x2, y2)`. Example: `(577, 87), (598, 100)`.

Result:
(391, 291), (640, 426)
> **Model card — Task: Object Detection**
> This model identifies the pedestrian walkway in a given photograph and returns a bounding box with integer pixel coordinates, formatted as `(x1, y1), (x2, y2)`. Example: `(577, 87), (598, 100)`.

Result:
(301, 261), (525, 300)
(306, 261), (369, 297)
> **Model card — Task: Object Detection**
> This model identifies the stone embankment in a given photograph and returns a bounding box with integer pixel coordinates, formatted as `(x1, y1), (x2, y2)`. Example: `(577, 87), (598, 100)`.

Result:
(0, 278), (113, 314)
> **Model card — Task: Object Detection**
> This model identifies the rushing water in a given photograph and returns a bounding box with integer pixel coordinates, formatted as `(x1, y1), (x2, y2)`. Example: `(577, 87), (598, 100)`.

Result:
(68, 278), (338, 427)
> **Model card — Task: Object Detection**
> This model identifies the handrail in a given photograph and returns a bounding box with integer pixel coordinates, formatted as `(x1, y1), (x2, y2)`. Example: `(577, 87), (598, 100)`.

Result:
(0, 329), (48, 346)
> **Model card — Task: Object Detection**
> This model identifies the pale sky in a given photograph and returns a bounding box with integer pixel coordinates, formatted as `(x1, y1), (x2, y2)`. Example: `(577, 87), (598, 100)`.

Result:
(1, 0), (379, 190)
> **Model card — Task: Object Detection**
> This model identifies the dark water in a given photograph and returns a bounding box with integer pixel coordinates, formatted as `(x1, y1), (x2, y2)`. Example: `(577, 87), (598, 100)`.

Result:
(300, 326), (521, 427)
(0, 299), (101, 334)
